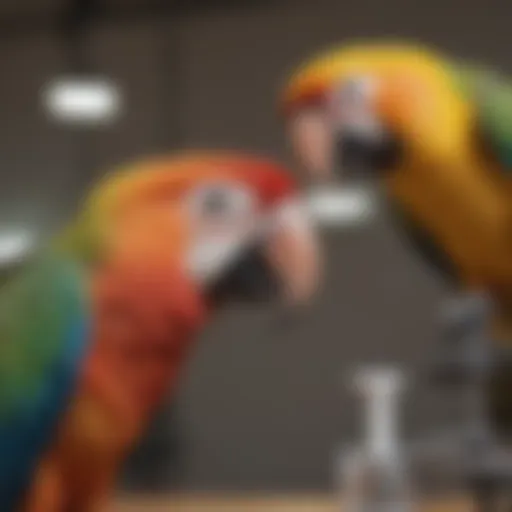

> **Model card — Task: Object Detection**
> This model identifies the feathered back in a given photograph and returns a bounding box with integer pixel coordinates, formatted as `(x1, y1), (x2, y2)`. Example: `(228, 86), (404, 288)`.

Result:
(454, 64), (512, 170)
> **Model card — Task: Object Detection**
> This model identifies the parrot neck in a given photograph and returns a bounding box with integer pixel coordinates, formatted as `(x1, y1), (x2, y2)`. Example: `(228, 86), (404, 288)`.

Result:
(82, 263), (209, 431)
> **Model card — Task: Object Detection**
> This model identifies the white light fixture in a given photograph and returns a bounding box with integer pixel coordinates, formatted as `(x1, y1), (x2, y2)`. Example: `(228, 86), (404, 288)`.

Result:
(306, 185), (377, 227)
(42, 77), (122, 126)
(0, 231), (34, 265)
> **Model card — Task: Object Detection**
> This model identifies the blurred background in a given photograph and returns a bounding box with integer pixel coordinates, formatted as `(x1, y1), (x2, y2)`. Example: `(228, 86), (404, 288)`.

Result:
(0, 0), (508, 500)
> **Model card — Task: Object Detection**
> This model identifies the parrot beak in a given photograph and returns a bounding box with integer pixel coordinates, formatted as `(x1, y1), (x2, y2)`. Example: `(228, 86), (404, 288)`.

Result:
(263, 198), (322, 306)
(193, 198), (321, 308)
(288, 109), (380, 228)
(288, 107), (335, 183)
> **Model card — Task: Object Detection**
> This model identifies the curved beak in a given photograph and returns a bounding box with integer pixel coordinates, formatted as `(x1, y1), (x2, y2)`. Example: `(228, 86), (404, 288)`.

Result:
(192, 197), (322, 308)
(265, 198), (322, 306)
(288, 108), (335, 182)
(288, 98), (401, 185)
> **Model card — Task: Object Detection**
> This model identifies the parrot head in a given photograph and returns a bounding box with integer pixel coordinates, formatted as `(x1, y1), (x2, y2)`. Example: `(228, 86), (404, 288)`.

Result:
(61, 152), (321, 316)
(281, 41), (471, 185)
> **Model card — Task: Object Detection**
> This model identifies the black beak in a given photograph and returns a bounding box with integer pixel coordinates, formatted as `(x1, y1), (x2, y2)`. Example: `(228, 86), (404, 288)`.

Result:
(207, 245), (281, 306)
(335, 129), (402, 180)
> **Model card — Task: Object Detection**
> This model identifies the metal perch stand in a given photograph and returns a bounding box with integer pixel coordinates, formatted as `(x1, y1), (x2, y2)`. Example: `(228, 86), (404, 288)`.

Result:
(339, 293), (512, 511)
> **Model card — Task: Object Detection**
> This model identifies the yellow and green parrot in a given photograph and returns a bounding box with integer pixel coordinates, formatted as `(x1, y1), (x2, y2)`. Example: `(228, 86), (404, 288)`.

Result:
(0, 151), (321, 512)
(281, 41), (512, 437)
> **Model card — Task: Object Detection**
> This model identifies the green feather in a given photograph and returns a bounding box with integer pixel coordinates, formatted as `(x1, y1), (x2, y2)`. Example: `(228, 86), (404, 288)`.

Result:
(453, 63), (512, 169)
(0, 252), (88, 418)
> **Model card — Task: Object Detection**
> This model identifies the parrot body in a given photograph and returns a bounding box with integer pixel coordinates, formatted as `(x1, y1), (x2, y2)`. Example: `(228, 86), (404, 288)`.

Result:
(282, 42), (512, 434)
(0, 152), (319, 512)
(23, 256), (207, 512)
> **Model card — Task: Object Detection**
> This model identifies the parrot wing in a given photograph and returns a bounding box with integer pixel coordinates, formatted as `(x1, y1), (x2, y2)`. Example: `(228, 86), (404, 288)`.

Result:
(0, 253), (89, 511)
(386, 200), (459, 284)
(455, 64), (512, 170)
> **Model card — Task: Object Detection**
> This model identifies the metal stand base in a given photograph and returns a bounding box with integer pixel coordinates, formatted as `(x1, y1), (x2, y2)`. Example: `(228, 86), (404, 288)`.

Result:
(428, 293), (512, 512)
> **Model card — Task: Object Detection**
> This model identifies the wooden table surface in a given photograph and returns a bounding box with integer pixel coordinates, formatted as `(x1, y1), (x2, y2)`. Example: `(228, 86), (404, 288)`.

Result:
(111, 495), (470, 511)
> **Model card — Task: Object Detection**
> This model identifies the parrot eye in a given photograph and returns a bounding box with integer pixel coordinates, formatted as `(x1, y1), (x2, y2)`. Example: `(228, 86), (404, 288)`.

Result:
(187, 183), (255, 220)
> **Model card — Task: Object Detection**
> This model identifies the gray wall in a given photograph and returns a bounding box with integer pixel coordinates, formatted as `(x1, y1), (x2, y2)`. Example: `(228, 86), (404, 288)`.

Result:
(0, 0), (509, 493)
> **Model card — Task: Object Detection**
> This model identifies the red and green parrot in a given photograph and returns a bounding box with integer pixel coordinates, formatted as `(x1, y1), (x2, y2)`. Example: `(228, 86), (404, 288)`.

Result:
(280, 42), (512, 436)
(0, 152), (321, 512)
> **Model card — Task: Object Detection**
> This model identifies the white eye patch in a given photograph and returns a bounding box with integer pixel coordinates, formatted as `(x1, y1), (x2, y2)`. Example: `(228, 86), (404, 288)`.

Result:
(187, 232), (251, 284)
(329, 75), (385, 141)
(339, 75), (378, 105)
(185, 182), (262, 284)
(186, 196), (310, 286)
